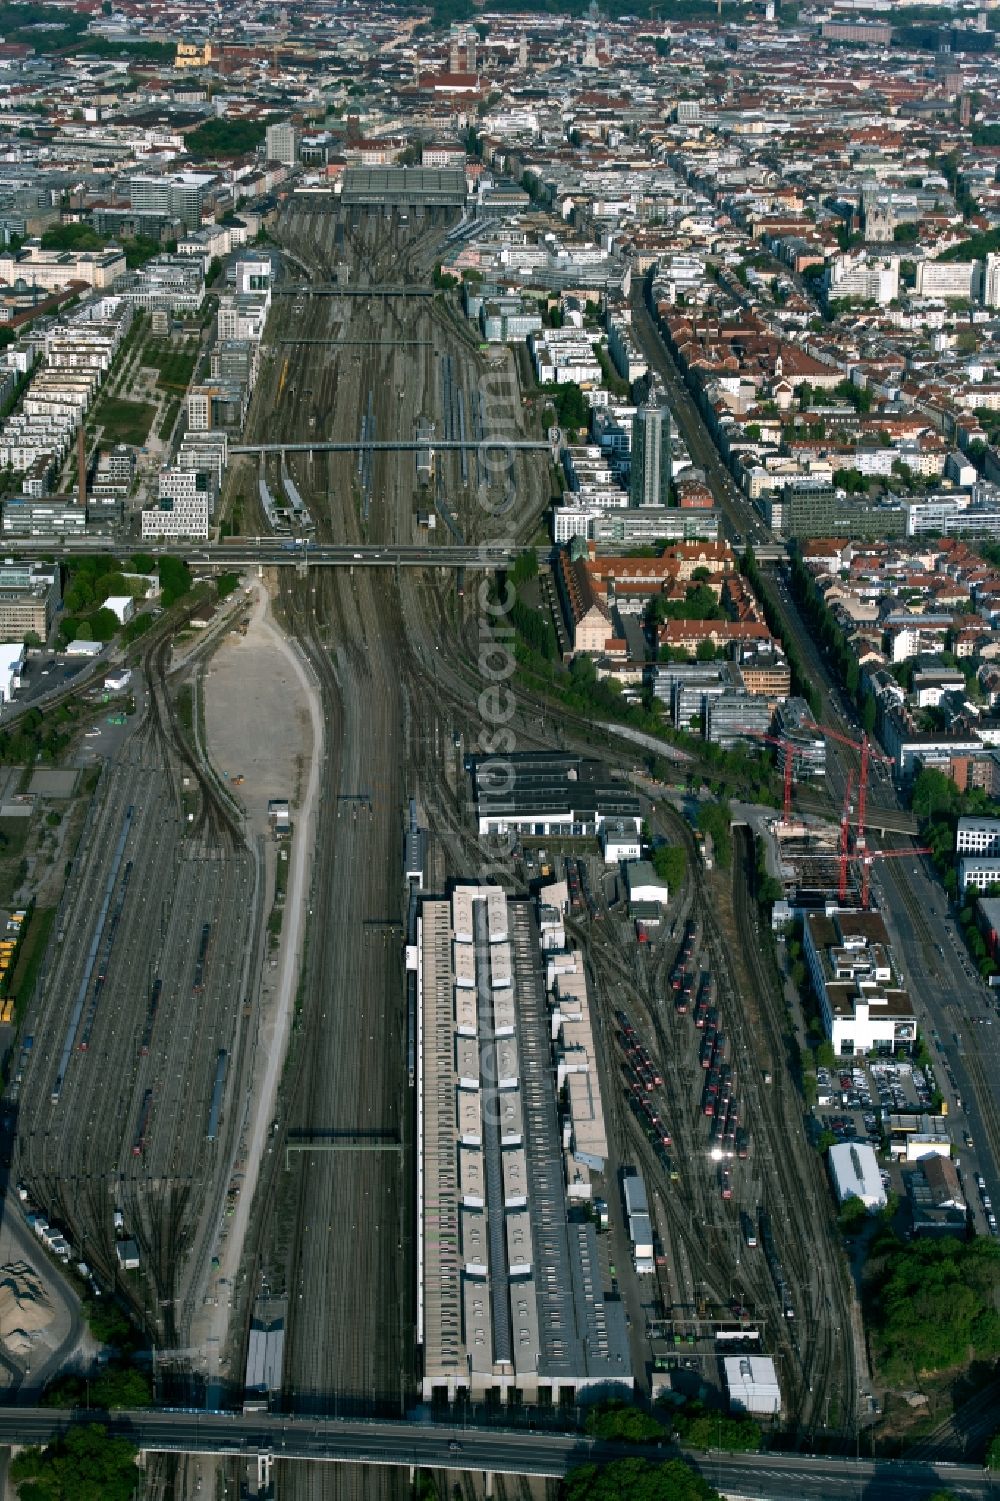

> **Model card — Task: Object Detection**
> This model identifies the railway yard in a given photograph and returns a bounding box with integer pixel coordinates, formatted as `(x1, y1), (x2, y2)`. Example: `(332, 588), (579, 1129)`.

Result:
(0, 199), (988, 1501)
(12, 626), (260, 1357)
(227, 203), (870, 1499)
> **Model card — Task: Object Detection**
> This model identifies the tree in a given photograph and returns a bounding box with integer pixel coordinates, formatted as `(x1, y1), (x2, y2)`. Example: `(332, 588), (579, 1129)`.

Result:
(871, 1239), (1000, 1384)
(158, 556), (192, 608)
(509, 550), (538, 587)
(652, 845), (686, 890)
(695, 639), (718, 662)
(815, 1040), (836, 1069)
(563, 1458), (724, 1501)
(986, 1432), (1000, 1470)
(584, 1402), (665, 1443)
(78, 608), (119, 643)
(696, 800), (731, 868)
(672, 1401), (762, 1452)
(839, 1195), (869, 1234)
(10, 1424), (140, 1501)
(541, 381), (588, 432)
(82, 1297), (135, 1348)
(43, 1366), (151, 1409)
(912, 767), (958, 821)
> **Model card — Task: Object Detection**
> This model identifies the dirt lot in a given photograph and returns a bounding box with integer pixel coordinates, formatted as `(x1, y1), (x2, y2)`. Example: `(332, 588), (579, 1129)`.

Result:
(202, 579), (314, 838)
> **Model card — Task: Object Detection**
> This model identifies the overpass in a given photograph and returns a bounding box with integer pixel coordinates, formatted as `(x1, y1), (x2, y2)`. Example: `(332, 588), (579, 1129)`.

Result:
(0, 1408), (987, 1497)
(231, 440), (555, 456)
(0, 542), (517, 570)
(274, 285), (434, 297)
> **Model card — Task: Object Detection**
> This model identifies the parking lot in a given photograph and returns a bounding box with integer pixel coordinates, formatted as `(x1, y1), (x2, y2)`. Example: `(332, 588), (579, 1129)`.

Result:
(815, 1058), (937, 1153)
(11, 652), (93, 709)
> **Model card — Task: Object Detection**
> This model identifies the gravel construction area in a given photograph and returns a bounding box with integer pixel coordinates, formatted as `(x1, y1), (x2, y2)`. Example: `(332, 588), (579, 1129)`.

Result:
(197, 579), (324, 1394)
(203, 580), (314, 839)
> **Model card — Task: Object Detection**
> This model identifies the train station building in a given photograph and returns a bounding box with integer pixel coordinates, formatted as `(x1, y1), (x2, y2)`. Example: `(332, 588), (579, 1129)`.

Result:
(414, 882), (631, 1405)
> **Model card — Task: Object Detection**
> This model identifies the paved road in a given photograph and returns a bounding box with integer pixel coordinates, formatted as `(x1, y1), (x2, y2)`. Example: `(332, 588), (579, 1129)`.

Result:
(630, 278), (772, 549)
(761, 561), (1000, 1232)
(0, 1408), (990, 1496)
(873, 855), (1000, 1230)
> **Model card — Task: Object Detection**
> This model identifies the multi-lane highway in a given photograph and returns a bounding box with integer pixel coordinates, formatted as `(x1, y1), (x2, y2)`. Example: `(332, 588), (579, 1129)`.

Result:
(0, 1408), (991, 1497)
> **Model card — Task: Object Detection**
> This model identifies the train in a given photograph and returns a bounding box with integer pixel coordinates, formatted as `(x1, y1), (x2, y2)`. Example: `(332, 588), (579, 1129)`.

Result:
(206, 1050), (228, 1142)
(759, 1205), (795, 1319)
(139, 978), (162, 1057)
(132, 1088), (153, 1157)
(193, 923), (211, 993)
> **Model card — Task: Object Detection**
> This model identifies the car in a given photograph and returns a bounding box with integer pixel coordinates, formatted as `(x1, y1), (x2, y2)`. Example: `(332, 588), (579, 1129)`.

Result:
(976, 1174), (986, 1191)
(448, 1440), (462, 1453)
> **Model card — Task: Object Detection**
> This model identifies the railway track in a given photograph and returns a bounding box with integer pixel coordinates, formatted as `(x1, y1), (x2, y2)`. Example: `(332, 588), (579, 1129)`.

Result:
(13, 618), (255, 1363)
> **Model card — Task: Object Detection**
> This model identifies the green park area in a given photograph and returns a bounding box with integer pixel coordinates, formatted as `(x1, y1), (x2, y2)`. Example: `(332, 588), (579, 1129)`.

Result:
(92, 397), (156, 448)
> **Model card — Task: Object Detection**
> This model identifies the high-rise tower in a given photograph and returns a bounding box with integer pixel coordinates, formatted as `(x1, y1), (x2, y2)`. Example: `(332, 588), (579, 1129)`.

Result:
(629, 394), (672, 507)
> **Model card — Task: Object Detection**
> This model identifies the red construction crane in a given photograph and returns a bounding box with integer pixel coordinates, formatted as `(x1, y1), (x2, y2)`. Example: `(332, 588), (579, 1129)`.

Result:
(742, 731), (795, 822)
(859, 846), (932, 909)
(839, 771), (854, 906)
(805, 722), (893, 853)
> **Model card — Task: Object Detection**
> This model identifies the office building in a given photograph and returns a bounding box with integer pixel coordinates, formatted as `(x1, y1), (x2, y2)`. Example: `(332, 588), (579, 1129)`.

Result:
(0, 560), (60, 637)
(803, 909), (916, 1057)
(629, 395), (672, 508)
(958, 856), (1000, 892)
(0, 241), (125, 292)
(764, 483), (905, 539)
(774, 696), (827, 778)
(985, 254), (1000, 311)
(415, 883), (631, 1404)
(128, 173), (214, 232)
(1, 499), (88, 536)
(955, 817), (1000, 857)
(265, 120), (300, 166)
(140, 491), (209, 540)
(705, 691), (772, 748)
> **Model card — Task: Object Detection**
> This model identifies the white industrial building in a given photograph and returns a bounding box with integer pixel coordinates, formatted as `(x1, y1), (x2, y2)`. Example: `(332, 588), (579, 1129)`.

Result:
(467, 751), (641, 840)
(0, 642), (25, 702)
(723, 1355), (782, 1417)
(102, 595), (135, 625)
(623, 860), (670, 906)
(415, 882), (631, 1405)
(828, 1141), (886, 1211)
